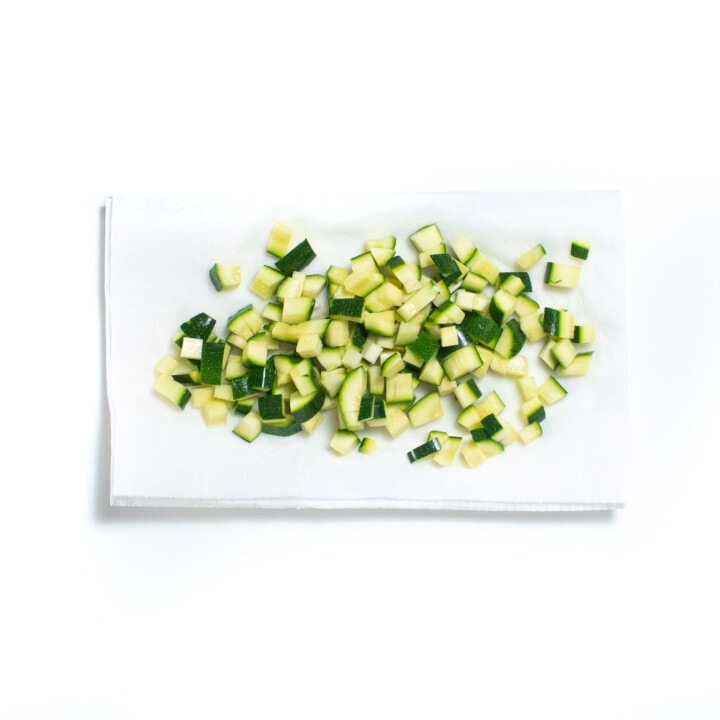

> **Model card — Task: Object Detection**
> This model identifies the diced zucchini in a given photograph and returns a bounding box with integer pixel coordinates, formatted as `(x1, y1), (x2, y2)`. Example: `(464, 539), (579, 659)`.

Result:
(460, 312), (502, 349)
(257, 394), (286, 421)
(387, 255), (422, 292)
(494, 318), (526, 359)
(396, 283), (441, 322)
(570, 239), (591, 260)
(267, 222), (293, 258)
(330, 429), (360, 455)
(538, 376), (567, 405)
(408, 330), (439, 363)
(545, 262), (581, 289)
(154, 374), (191, 409)
(516, 244), (546, 270)
(250, 265), (285, 299)
(233, 410), (262, 442)
(407, 437), (442, 463)
(556, 351), (593, 377)
(275, 239), (317, 276)
(201, 399), (229, 428)
(453, 378), (482, 408)
(200, 342), (225, 384)
(573, 324), (596, 344)
(409, 224), (444, 252)
(181, 312), (216, 341)
(407, 391), (443, 428)
(209, 263), (241, 291)
(441, 343), (483, 381)
(329, 297), (365, 321)
(358, 437), (378, 455)
(180, 336), (203, 360)
(520, 397), (546, 425)
(432, 434), (462, 466)
(385, 372), (415, 404)
(518, 421), (543, 444)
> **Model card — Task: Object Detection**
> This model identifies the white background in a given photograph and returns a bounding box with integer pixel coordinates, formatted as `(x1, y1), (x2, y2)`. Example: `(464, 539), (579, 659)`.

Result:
(1, 1), (718, 718)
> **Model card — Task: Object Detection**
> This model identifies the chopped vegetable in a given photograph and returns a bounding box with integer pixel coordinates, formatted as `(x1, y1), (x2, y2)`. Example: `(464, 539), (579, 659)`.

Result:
(154, 220), (597, 470)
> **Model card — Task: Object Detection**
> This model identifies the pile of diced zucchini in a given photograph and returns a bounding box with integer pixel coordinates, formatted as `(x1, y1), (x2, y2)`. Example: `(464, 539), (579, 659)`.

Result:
(153, 221), (595, 468)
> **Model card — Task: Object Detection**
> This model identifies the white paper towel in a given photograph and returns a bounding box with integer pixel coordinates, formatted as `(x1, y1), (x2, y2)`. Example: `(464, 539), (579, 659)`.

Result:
(105, 191), (628, 510)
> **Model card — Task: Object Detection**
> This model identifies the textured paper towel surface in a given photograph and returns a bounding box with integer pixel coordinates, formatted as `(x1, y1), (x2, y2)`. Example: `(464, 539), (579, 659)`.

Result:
(105, 191), (628, 510)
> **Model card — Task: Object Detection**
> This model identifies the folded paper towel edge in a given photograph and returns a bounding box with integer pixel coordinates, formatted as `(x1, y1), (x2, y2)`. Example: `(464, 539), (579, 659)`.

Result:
(109, 494), (624, 512)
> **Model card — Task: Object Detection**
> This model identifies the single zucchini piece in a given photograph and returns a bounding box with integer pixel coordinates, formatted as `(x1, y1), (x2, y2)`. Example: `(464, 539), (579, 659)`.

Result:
(465, 249), (499, 283)
(520, 397), (546, 425)
(384, 372), (415, 404)
(441, 343), (483, 381)
(364, 310), (396, 338)
(494, 318), (526, 359)
(545, 262), (581, 289)
(250, 265), (286, 299)
(538, 376), (567, 405)
(460, 312), (502, 348)
(407, 437), (442, 463)
(329, 297), (365, 321)
(460, 271), (489, 292)
(542, 308), (575, 339)
(233, 410), (262, 441)
(429, 299), (465, 325)
(330, 428), (360, 455)
(498, 271), (532, 294)
(154, 354), (180, 375)
(453, 378), (482, 408)
(387, 255), (422, 292)
(267, 222), (293, 258)
(242, 332), (268, 368)
(489, 289), (517, 325)
(381, 352), (405, 379)
(230, 375), (258, 400)
(460, 439), (487, 468)
(518, 421), (543, 445)
(491, 353), (528, 378)
(257, 394), (286, 421)
(296, 333), (323, 358)
(358, 437), (378, 455)
(516, 244), (546, 270)
(172, 369), (202, 386)
(357, 394), (374, 422)
(440, 325), (459, 348)
(343, 269), (385, 297)
(201, 399), (229, 428)
(556, 351), (593, 376)
(408, 330), (439, 363)
(338, 366), (367, 430)
(234, 398), (255, 414)
(406, 391), (443, 428)
(180, 336), (203, 360)
(302, 274), (327, 298)
(570, 239), (591, 260)
(261, 416), (303, 436)
(247, 363), (277, 393)
(418, 357), (445, 386)
(275, 239), (317, 276)
(551, 338), (577, 368)
(154, 374), (191, 409)
(290, 387), (327, 424)
(181, 312), (216, 341)
(573, 324), (596, 343)
(396, 283), (441, 322)
(432, 434), (462, 466)
(431, 253), (462, 284)
(200, 342), (225, 384)
(209, 263), (241, 291)
(409, 223), (444, 252)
